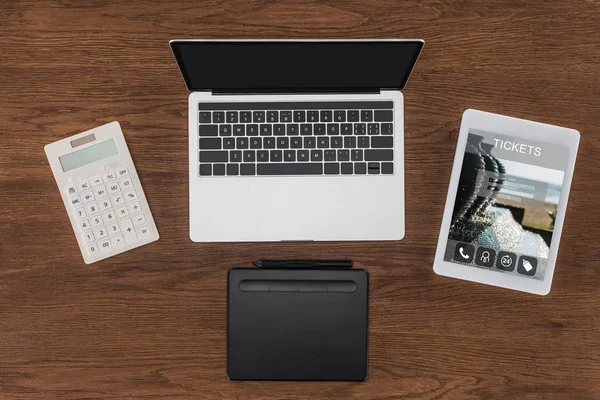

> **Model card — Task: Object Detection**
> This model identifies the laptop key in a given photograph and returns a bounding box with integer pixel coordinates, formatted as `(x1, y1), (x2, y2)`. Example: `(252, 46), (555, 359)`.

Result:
(257, 163), (323, 175)
(354, 123), (366, 135)
(284, 150), (296, 162)
(220, 124), (232, 136)
(199, 151), (228, 163)
(360, 110), (373, 122)
(199, 164), (212, 176)
(368, 162), (380, 174)
(297, 150), (309, 162)
(317, 137), (329, 148)
(223, 138), (235, 149)
(240, 163), (256, 175)
(227, 164), (239, 176)
(264, 137), (276, 149)
(226, 111), (238, 123)
(314, 123), (326, 135)
(334, 111), (346, 122)
(365, 149), (393, 161)
(352, 149), (363, 161)
(337, 149), (350, 161)
(304, 137), (316, 148)
(354, 162), (366, 174)
(347, 110), (359, 122)
(368, 123), (380, 135)
(331, 137), (343, 148)
(233, 124), (245, 136)
(257, 150), (269, 162)
(358, 137), (370, 148)
(341, 163), (353, 174)
(199, 125), (218, 136)
(253, 111), (265, 123)
(270, 150), (283, 162)
(311, 150), (323, 161)
(344, 136), (356, 148)
(324, 162), (340, 174)
(244, 150), (256, 162)
(341, 123), (352, 135)
(374, 110), (393, 122)
(300, 124), (312, 135)
(321, 110), (332, 122)
(382, 162), (394, 174)
(199, 112), (211, 123)
(286, 124), (299, 135)
(293, 111), (305, 122)
(247, 124), (258, 136)
(250, 137), (262, 149)
(213, 164), (225, 176)
(277, 137), (289, 149)
(291, 137), (302, 148)
(267, 111), (279, 122)
(280, 111), (292, 122)
(371, 136), (393, 148)
(274, 124), (286, 136)
(199, 138), (221, 149)
(230, 151), (242, 163)
(213, 111), (225, 123)
(240, 111), (252, 123)
(307, 111), (319, 122)
(237, 138), (249, 149)
(327, 123), (339, 135)
(324, 150), (336, 161)
(260, 124), (272, 136)
(381, 123), (393, 135)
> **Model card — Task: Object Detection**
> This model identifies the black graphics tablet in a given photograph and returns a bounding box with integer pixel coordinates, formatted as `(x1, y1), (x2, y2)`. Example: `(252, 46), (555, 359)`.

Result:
(227, 268), (368, 381)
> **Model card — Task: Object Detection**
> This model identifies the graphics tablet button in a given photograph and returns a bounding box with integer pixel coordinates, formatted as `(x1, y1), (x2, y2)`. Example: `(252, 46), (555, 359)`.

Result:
(475, 247), (496, 268)
(454, 243), (474, 263)
(517, 256), (538, 276)
(497, 251), (517, 271)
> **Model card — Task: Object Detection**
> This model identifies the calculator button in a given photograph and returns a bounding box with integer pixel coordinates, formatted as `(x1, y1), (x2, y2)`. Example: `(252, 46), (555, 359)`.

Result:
(91, 175), (104, 187)
(138, 225), (150, 238)
(99, 239), (112, 252)
(117, 167), (129, 177)
(104, 171), (117, 181)
(120, 218), (138, 243)
(85, 202), (99, 215)
(107, 182), (120, 194)
(108, 223), (121, 234)
(75, 208), (87, 219)
(80, 219), (91, 231)
(87, 243), (100, 255)
(111, 234), (125, 248)
(116, 206), (130, 219)
(99, 199), (112, 211)
(112, 194), (124, 206)
(103, 211), (116, 223)
(124, 189), (138, 202)
(133, 214), (147, 226)
(78, 180), (91, 191)
(84, 231), (95, 243)
(66, 184), (78, 195)
(120, 177), (133, 190)
(95, 227), (107, 239)
(91, 215), (104, 228)
(70, 195), (82, 207)
(94, 186), (108, 199)
(129, 201), (142, 214)
(81, 190), (95, 203)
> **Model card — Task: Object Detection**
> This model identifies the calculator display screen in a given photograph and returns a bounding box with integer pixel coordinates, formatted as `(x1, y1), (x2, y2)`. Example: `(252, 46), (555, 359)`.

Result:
(59, 139), (118, 172)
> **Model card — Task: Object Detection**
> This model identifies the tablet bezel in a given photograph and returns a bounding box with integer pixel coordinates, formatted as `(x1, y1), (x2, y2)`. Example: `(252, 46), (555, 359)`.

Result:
(433, 109), (580, 295)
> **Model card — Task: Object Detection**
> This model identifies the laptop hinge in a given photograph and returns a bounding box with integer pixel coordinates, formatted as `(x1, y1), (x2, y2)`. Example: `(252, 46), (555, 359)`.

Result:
(211, 88), (381, 95)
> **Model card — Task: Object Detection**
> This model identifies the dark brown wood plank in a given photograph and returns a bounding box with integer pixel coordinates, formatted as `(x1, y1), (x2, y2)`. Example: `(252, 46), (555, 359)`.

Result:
(1, 0), (599, 398)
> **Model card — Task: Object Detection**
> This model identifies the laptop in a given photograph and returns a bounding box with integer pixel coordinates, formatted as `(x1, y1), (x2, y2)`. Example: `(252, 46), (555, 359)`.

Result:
(170, 39), (424, 242)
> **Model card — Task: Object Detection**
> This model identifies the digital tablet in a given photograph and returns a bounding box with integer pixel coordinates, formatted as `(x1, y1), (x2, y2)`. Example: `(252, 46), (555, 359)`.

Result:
(433, 109), (579, 295)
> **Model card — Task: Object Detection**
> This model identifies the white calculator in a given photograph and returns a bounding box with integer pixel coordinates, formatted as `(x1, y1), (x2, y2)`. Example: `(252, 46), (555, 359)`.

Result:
(45, 121), (159, 264)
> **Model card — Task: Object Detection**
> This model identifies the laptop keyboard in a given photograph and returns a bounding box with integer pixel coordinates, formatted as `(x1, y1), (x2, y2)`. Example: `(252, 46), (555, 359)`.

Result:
(197, 101), (394, 176)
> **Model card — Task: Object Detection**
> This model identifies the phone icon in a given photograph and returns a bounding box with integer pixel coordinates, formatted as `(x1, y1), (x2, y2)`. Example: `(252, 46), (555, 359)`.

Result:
(454, 243), (474, 264)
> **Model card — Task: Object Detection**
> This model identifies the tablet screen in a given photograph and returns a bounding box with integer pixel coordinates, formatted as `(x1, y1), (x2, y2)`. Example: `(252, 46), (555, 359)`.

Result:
(444, 129), (570, 280)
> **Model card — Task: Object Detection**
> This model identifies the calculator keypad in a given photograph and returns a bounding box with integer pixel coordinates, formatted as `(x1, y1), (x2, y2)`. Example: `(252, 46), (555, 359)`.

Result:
(67, 166), (151, 257)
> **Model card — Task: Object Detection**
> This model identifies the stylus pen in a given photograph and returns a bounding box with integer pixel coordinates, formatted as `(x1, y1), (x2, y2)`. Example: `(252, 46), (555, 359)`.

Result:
(252, 259), (353, 269)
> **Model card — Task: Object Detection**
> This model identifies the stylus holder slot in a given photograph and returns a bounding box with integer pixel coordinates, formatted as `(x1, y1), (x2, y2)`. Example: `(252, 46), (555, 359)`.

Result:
(239, 280), (356, 293)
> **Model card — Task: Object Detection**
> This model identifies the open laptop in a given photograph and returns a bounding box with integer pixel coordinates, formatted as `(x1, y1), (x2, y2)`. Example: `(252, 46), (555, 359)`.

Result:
(170, 39), (424, 242)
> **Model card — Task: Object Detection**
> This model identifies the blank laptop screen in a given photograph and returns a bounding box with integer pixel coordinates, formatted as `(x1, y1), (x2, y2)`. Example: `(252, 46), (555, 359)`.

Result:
(170, 40), (423, 92)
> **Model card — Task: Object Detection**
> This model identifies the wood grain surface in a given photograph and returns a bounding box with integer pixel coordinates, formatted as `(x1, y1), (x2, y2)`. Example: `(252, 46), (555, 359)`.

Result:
(1, 1), (599, 399)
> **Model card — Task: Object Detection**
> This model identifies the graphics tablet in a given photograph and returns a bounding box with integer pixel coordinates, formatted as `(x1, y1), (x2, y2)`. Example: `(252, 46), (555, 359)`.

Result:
(433, 109), (579, 295)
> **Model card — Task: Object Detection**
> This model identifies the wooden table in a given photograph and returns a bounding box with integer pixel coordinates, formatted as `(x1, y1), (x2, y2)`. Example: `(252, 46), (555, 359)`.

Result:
(1, 1), (599, 399)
